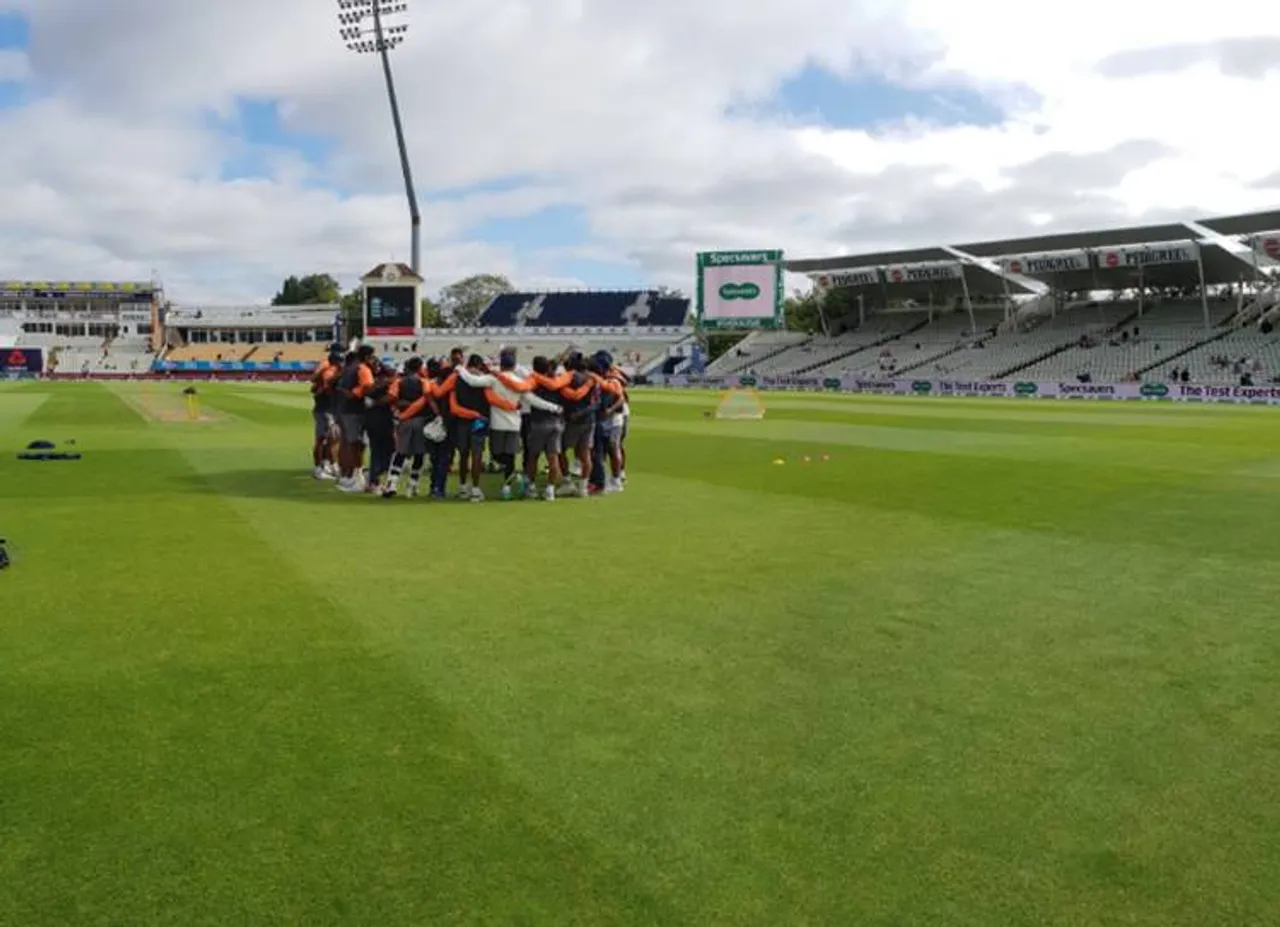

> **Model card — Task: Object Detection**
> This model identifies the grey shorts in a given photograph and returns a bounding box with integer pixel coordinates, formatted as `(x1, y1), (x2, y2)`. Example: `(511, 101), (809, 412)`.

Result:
(313, 408), (335, 440)
(599, 421), (621, 451)
(526, 421), (563, 457)
(339, 413), (365, 443)
(454, 419), (486, 456)
(395, 418), (427, 456)
(489, 429), (520, 458)
(563, 419), (595, 451)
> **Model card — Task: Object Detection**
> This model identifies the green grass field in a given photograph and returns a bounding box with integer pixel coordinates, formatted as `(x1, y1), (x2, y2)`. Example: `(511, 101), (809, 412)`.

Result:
(3, 379), (1280, 925)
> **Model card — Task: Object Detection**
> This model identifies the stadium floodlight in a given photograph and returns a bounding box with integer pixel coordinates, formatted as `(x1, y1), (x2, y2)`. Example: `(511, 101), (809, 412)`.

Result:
(338, 0), (421, 276)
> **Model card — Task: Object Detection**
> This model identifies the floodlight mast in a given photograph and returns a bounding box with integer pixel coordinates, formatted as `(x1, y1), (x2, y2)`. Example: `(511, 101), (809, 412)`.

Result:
(338, 0), (420, 275)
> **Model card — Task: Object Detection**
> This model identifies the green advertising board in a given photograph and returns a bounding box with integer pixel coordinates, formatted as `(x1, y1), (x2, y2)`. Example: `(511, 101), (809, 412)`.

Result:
(695, 250), (784, 330)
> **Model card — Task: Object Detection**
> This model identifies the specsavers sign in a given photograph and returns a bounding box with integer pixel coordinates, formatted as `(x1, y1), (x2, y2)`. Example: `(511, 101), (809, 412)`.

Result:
(696, 250), (783, 330)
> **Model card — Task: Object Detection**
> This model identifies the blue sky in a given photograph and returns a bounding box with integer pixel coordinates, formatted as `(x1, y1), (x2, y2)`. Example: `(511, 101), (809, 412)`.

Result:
(769, 65), (1006, 128)
(0, 12), (28, 109)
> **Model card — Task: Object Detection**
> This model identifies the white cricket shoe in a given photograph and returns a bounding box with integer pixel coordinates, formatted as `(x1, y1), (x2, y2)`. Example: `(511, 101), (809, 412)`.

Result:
(470, 486), (485, 503)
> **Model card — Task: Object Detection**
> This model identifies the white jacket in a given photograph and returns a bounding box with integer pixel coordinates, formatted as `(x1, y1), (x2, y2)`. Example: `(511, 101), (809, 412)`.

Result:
(455, 366), (560, 432)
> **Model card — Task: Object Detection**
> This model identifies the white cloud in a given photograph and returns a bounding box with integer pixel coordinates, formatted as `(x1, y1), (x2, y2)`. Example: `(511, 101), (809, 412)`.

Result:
(0, 0), (1279, 300)
(0, 47), (27, 82)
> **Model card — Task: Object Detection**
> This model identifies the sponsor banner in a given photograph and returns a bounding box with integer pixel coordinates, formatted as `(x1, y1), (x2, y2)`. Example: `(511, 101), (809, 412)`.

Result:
(651, 375), (1280, 405)
(1056, 381), (1125, 399)
(999, 250), (1090, 276)
(1250, 232), (1280, 262)
(761, 375), (822, 390)
(699, 250), (783, 266)
(697, 251), (783, 330)
(1096, 240), (1197, 270)
(814, 266), (879, 289)
(2, 346), (43, 375)
(1173, 383), (1280, 402)
(885, 261), (962, 285)
(937, 380), (1011, 397)
(0, 281), (153, 300)
(842, 378), (898, 393)
(153, 359), (317, 373)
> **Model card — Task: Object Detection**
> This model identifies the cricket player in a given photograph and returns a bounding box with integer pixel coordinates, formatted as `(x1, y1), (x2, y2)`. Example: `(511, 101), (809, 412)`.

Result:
(334, 345), (377, 491)
(454, 349), (565, 500)
(310, 348), (342, 479)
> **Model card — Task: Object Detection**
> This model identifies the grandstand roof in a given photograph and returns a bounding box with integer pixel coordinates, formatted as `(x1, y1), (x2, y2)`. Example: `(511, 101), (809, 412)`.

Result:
(951, 222), (1197, 258)
(788, 247), (1034, 299)
(788, 211), (1275, 296)
(166, 304), (339, 328)
(1196, 210), (1280, 238)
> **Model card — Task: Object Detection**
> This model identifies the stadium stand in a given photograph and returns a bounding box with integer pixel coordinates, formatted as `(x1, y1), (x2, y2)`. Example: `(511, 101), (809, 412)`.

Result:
(163, 344), (252, 363)
(785, 210), (1280, 387)
(383, 329), (682, 375)
(478, 290), (690, 329)
(704, 330), (809, 375)
(926, 302), (1141, 380)
(816, 310), (997, 378)
(1012, 300), (1232, 382)
(253, 343), (329, 364)
(50, 341), (157, 375)
(1162, 326), (1280, 384)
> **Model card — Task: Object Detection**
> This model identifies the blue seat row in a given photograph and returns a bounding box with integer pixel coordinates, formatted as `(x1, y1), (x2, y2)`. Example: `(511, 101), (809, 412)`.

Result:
(479, 291), (690, 328)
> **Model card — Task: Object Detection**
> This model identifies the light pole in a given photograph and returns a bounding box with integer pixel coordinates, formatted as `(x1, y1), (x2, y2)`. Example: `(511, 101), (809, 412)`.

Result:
(337, 0), (421, 275)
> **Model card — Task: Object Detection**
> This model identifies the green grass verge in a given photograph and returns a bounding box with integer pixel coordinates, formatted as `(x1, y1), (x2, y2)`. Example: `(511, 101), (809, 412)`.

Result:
(2, 381), (1279, 925)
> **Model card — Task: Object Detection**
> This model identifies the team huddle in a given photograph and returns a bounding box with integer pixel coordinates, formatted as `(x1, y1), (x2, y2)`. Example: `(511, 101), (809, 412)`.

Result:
(309, 344), (629, 501)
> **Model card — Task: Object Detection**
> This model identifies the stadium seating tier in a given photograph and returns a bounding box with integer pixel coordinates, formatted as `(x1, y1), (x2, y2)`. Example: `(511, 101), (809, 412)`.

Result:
(478, 291), (690, 329)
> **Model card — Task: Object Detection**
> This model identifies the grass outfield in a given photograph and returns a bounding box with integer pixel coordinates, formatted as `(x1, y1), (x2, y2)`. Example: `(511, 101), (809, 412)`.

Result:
(3, 379), (1280, 925)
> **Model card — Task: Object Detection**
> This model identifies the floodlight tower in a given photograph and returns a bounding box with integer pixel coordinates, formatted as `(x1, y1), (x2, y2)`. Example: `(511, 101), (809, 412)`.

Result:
(337, 0), (421, 274)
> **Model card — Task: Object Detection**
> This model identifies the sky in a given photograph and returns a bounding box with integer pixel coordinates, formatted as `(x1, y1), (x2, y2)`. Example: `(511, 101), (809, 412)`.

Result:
(0, 1), (1279, 303)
